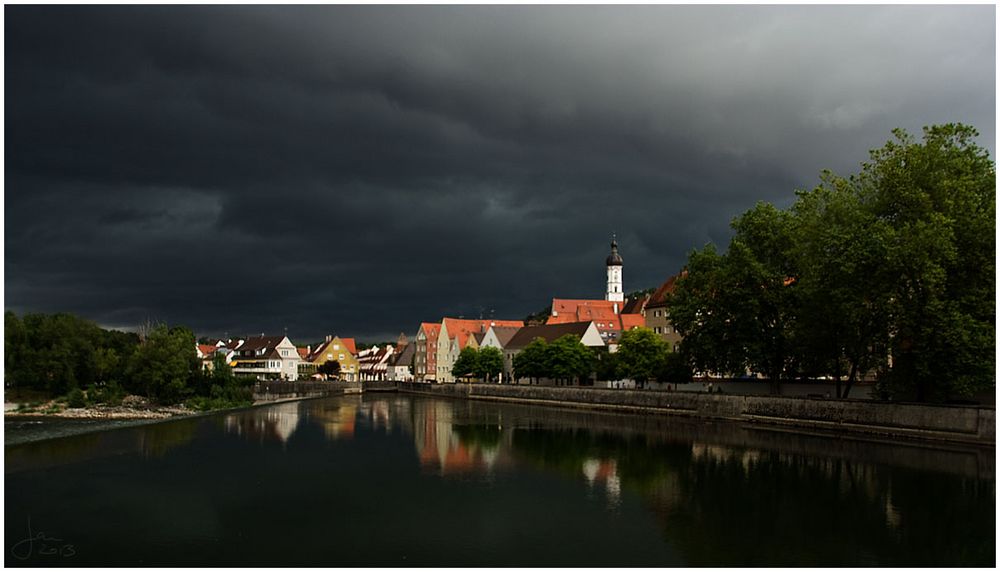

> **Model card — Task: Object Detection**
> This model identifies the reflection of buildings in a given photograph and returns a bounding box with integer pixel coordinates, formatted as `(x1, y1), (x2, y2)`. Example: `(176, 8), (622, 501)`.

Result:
(224, 402), (301, 444)
(409, 399), (508, 475)
(309, 400), (359, 440)
(581, 457), (621, 506)
(692, 442), (761, 472)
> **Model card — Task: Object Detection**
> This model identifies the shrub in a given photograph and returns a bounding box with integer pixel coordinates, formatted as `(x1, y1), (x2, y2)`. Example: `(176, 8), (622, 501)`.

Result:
(67, 387), (86, 408)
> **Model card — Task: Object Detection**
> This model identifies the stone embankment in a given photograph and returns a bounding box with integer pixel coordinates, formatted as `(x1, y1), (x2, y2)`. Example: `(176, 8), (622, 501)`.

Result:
(399, 383), (995, 446)
(252, 380), (398, 400)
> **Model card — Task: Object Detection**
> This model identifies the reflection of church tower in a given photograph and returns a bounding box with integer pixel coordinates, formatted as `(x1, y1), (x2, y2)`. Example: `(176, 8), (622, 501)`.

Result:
(606, 236), (624, 303)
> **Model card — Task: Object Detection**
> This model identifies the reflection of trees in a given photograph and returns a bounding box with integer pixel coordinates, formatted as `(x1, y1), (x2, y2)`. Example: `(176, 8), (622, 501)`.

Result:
(5, 431), (104, 473)
(652, 448), (994, 566)
(510, 426), (686, 495)
(138, 418), (200, 457)
(374, 395), (995, 566)
(505, 424), (994, 566)
(452, 423), (502, 448)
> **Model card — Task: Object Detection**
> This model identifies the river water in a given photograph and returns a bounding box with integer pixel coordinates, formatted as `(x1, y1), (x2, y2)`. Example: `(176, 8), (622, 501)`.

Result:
(4, 394), (995, 566)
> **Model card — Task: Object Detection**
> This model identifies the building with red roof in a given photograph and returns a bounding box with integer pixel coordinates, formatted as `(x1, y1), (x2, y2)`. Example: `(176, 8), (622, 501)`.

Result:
(414, 322), (442, 382)
(543, 238), (646, 348)
(436, 317), (523, 383)
(643, 271), (685, 350)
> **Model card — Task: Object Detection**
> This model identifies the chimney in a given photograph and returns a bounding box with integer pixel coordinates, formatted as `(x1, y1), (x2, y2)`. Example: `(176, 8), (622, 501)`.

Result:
(614, 302), (619, 315)
(326, 334), (332, 343)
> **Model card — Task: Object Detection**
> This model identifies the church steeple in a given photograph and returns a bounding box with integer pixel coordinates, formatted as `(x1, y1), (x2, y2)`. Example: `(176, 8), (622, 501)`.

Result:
(606, 235), (624, 303)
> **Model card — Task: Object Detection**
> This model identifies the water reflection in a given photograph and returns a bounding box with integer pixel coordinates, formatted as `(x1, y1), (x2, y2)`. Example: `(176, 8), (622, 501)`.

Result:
(223, 401), (302, 444)
(373, 396), (993, 566)
(5, 394), (995, 566)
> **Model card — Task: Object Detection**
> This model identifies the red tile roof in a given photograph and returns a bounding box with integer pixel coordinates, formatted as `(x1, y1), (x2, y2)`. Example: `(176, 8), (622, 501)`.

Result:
(341, 338), (357, 355)
(420, 322), (441, 343)
(296, 348), (309, 359)
(442, 318), (523, 351)
(197, 344), (216, 357)
(547, 298), (644, 338)
(646, 271), (686, 308)
(621, 314), (646, 329)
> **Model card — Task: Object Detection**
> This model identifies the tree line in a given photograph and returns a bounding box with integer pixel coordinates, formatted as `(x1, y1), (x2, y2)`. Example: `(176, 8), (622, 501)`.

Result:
(667, 124), (995, 401)
(4, 311), (252, 409)
(455, 330), (692, 386)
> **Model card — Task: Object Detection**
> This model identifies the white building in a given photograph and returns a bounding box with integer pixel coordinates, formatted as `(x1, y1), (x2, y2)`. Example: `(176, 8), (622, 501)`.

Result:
(231, 335), (301, 381)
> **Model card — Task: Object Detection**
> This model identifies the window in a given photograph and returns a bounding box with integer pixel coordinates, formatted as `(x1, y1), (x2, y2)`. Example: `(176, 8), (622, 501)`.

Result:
(339, 353), (344, 360)
(327, 353), (333, 360)
(281, 350), (287, 356)
(334, 344), (340, 350)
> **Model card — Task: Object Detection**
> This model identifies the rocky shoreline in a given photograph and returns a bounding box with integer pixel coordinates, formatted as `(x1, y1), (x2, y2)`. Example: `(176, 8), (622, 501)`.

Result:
(5, 395), (196, 420)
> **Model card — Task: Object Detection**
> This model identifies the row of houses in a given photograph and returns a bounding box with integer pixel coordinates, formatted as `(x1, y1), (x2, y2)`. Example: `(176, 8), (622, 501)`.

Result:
(393, 238), (684, 385)
(196, 334), (396, 382)
(196, 238), (682, 385)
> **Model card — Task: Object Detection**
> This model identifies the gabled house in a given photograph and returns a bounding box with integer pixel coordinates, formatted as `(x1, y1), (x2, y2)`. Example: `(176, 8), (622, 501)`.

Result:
(436, 318), (524, 383)
(478, 325), (522, 382)
(414, 322), (441, 382)
(547, 299), (643, 348)
(358, 345), (395, 381)
(305, 335), (360, 381)
(643, 272), (685, 351)
(387, 341), (416, 382)
(503, 321), (605, 384)
(231, 335), (301, 381)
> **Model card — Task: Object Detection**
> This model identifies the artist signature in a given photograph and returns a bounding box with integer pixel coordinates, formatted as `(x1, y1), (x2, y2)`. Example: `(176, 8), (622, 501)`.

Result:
(10, 517), (76, 560)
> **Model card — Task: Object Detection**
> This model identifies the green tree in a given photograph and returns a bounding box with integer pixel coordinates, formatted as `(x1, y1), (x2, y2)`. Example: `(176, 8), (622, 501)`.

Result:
(656, 350), (693, 385)
(615, 328), (669, 388)
(452, 346), (480, 380)
(670, 124), (995, 402)
(544, 335), (595, 385)
(126, 325), (199, 404)
(318, 360), (341, 379)
(5, 311), (26, 396)
(513, 338), (548, 384)
(667, 245), (747, 379)
(211, 352), (234, 383)
(476, 346), (504, 383)
(594, 349), (620, 382)
(855, 125), (994, 401)
(791, 173), (893, 398)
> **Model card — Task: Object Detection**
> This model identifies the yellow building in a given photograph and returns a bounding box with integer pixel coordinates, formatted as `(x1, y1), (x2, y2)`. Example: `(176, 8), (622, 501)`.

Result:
(306, 335), (360, 381)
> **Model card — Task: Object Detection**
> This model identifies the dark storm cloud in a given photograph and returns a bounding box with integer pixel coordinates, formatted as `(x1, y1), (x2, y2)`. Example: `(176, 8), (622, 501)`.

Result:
(6, 5), (995, 341)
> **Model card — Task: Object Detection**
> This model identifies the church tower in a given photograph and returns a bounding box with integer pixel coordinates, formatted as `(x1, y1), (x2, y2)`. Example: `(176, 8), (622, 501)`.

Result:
(605, 236), (624, 303)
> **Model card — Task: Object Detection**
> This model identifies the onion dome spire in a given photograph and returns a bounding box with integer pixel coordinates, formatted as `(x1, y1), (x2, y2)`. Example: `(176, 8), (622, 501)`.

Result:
(606, 234), (623, 266)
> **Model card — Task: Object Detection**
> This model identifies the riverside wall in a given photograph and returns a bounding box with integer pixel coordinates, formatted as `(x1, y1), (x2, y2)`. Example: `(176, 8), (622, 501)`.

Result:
(399, 382), (995, 446)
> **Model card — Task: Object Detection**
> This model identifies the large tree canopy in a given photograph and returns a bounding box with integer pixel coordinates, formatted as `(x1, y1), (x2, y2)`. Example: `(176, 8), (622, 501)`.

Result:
(669, 124), (994, 401)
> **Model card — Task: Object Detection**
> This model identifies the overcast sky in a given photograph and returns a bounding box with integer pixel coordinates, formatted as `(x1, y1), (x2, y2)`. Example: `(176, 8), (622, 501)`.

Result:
(5, 5), (995, 342)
